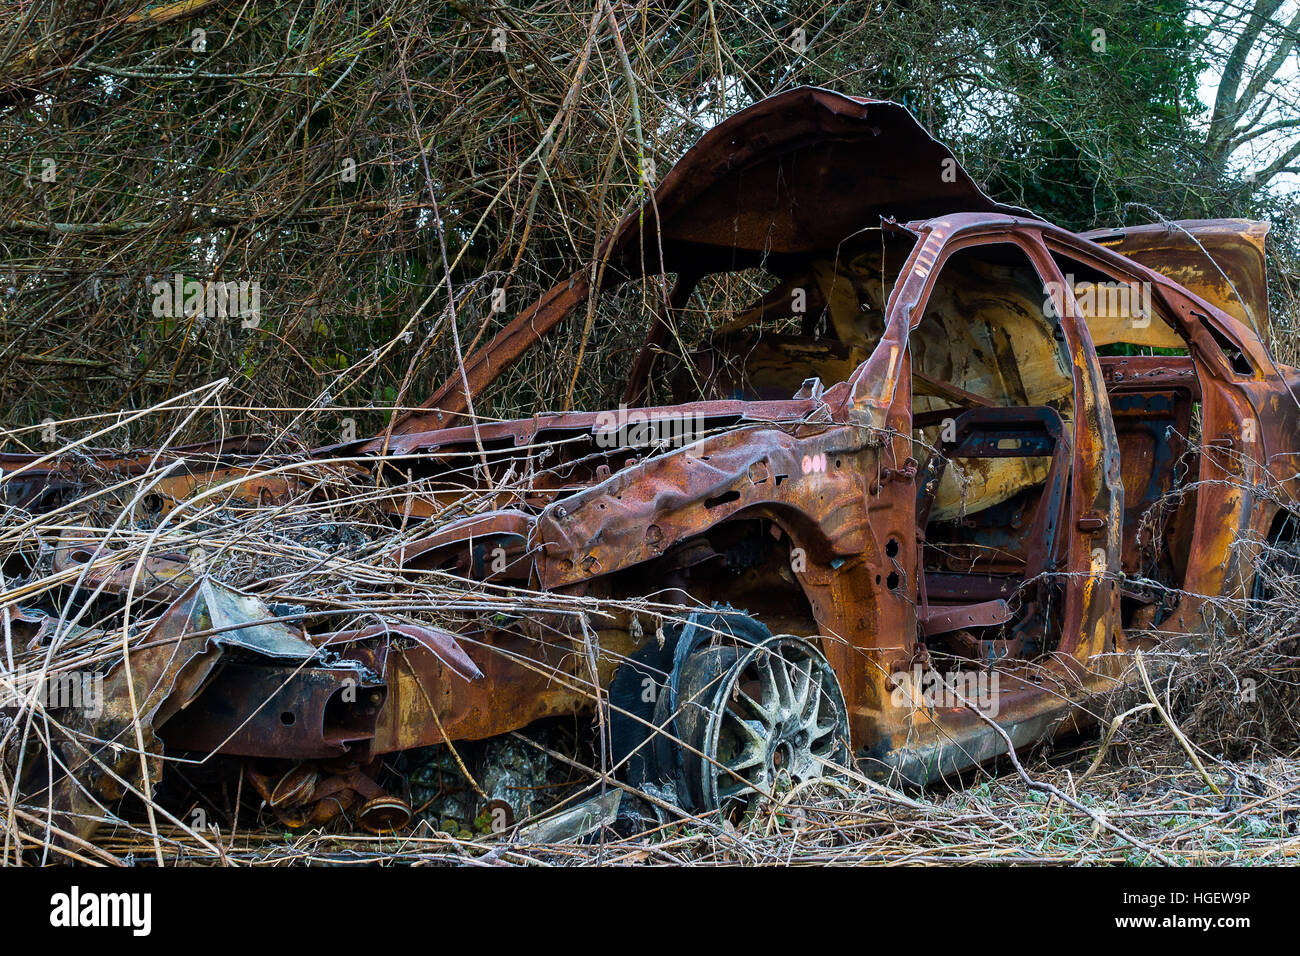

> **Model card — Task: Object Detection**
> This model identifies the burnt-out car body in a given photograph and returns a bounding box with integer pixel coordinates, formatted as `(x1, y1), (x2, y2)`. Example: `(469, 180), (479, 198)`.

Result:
(5, 87), (1299, 834)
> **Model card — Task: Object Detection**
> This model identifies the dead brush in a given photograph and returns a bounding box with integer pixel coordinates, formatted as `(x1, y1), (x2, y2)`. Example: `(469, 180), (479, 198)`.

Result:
(3, 404), (1300, 866)
(0, 417), (1284, 865)
(1, 0), (1299, 870)
(0, 394), (763, 862)
(1166, 534), (1300, 754)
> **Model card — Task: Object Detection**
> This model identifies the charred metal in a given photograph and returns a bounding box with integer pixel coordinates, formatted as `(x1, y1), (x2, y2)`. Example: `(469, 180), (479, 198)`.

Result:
(3, 88), (1298, 840)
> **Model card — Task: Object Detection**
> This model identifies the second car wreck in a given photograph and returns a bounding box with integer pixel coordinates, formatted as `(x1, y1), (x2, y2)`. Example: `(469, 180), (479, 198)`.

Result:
(2, 87), (1298, 844)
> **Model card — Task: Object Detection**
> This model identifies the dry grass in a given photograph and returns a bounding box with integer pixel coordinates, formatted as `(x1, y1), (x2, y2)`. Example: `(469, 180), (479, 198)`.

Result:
(0, 387), (1298, 866)
(2, 0), (1299, 867)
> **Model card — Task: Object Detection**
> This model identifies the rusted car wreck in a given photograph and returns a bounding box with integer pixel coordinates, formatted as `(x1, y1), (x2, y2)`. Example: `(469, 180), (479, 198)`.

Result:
(4, 87), (1299, 840)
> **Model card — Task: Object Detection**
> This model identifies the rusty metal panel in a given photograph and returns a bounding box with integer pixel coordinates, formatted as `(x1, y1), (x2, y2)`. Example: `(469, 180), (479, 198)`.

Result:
(5, 88), (1300, 838)
(1082, 219), (1272, 347)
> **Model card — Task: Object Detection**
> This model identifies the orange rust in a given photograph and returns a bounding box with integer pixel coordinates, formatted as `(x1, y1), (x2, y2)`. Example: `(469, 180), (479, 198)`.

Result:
(5, 87), (1298, 791)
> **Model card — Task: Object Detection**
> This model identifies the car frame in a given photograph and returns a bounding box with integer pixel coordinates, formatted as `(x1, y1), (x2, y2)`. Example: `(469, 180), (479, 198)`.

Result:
(6, 87), (1298, 834)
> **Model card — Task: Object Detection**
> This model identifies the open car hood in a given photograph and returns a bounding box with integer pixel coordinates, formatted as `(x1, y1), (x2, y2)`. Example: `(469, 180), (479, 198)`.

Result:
(397, 86), (1034, 432)
(600, 85), (1035, 283)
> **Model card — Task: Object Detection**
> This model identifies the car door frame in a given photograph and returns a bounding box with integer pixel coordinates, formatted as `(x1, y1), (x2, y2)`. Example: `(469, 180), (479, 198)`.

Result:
(844, 214), (1124, 673)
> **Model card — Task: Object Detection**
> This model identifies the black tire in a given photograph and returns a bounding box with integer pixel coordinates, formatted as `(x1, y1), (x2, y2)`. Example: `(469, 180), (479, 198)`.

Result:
(610, 608), (852, 818)
(609, 606), (770, 796)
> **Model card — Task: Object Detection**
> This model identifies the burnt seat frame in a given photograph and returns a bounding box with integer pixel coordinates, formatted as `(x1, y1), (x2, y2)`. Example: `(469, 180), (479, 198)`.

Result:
(915, 406), (1071, 638)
